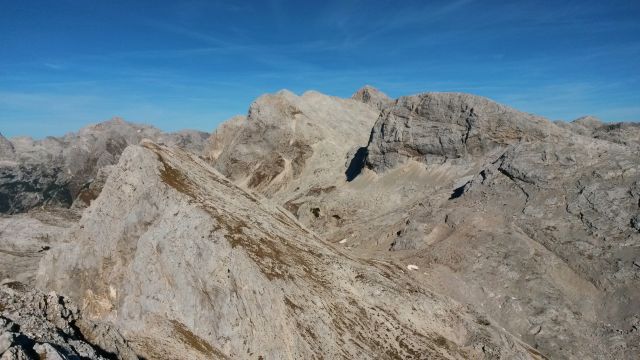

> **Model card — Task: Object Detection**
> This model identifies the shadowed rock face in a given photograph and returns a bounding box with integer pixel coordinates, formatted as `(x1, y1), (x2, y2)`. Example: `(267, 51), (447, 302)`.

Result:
(0, 118), (209, 213)
(37, 141), (537, 359)
(0, 134), (15, 161)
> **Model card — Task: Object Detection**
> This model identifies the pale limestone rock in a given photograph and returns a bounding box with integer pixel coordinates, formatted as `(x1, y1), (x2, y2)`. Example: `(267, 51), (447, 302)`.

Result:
(37, 141), (535, 359)
(365, 92), (561, 172)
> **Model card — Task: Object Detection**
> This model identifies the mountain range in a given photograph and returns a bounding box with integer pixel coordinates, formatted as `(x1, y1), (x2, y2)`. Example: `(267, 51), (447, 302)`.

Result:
(1, 86), (639, 359)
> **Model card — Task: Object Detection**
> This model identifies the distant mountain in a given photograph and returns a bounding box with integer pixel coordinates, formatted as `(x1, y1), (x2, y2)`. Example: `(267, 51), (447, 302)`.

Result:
(0, 118), (209, 213)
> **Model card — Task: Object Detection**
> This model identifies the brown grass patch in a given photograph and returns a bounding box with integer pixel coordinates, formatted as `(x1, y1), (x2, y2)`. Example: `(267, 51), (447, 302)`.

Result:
(171, 320), (228, 359)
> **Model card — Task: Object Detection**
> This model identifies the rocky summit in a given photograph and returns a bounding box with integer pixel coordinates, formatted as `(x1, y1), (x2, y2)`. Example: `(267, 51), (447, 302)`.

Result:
(1, 86), (639, 359)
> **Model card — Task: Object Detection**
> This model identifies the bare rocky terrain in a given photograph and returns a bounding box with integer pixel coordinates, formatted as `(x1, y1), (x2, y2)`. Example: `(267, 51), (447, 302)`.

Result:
(0, 86), (638, 359)
(0, 118), (209, 214)
(0, 280), (138, 360)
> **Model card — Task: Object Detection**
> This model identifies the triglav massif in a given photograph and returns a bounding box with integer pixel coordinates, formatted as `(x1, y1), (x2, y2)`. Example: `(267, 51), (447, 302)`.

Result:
(1, 86), (639, 359)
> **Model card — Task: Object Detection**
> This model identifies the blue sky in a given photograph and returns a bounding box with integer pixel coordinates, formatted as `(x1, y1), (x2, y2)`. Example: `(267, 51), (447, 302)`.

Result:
(1, 0), (639, 138)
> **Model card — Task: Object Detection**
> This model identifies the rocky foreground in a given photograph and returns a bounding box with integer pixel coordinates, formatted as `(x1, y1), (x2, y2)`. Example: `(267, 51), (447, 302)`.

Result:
(0, 281), (137, 359)
(0, 86), (639, 359)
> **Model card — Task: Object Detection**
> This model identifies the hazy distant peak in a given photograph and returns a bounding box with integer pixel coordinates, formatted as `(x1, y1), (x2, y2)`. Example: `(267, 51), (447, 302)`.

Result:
(351, 85), (392, 110)
(571, 115), (603, 128)
(0, 132), (16, 160)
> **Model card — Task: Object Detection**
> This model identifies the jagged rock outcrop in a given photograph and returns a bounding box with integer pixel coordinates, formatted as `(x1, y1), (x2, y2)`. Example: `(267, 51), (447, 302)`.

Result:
(351, 85), (393, 111)
(0, 118), (208, 214)
(37, 141), (538, 359)
(0, 281), (137, 359)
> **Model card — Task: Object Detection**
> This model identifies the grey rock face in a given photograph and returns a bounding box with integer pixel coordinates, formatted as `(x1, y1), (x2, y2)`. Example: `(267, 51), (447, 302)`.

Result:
(351, 85), (393, 111)
(0, 118), (209, 214)
(38, 141), (536, 359)
(632, 215), (640, 232)
(0, 281), (137, 359)
(365, 92), (559, 172)
(409, 136), (640, 359)
(157, 129), (210, 154)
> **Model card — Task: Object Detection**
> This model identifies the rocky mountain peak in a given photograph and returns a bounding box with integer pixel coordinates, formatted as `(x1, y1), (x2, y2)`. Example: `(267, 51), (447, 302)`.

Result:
(571, 115), (603, 128)
(351, 85), (393, 110)
(212, 89), (378, 197)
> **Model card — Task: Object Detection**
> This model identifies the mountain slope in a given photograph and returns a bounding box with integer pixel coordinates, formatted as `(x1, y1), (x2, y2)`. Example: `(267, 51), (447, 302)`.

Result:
(37, 141), (538, 359)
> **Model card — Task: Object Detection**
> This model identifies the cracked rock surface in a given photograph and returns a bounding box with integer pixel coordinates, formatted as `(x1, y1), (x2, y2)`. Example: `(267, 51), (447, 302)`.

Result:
(0, 281), (137, 359)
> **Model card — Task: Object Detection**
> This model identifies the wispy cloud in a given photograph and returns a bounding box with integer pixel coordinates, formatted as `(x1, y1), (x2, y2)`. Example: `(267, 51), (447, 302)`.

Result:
(141, 19), (235, 47)
(43, 62), (64, 70)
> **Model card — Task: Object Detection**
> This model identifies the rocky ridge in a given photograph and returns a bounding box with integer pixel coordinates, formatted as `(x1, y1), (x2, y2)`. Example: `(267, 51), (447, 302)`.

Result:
(37, 141), (539, 359)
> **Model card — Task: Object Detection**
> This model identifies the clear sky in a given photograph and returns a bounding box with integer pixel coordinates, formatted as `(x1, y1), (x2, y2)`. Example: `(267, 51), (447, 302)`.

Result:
(1, 0), (639, 138)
